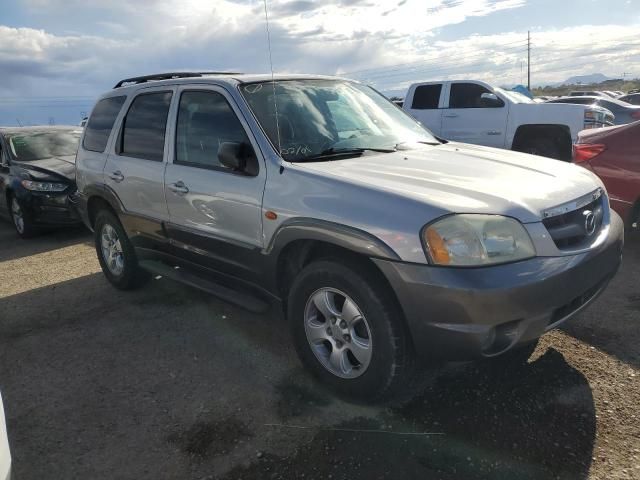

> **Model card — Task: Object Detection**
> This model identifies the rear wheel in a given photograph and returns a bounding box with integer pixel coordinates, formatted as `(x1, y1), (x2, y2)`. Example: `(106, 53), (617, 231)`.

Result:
(10, 195), (37, 238)
(94, 209), (149, 290)
(288, 259), (414, 401)
(517, 137), (562, 160)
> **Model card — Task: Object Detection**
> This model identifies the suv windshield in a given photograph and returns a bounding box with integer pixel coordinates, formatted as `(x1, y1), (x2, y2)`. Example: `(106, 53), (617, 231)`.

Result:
(7, 130), (81, 161)
(240, 79), (438, 161)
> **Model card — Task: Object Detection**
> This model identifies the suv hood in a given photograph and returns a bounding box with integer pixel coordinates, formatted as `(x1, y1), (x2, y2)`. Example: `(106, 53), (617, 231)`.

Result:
(12, 155), (76, 182)
(295, 143), (602, 223)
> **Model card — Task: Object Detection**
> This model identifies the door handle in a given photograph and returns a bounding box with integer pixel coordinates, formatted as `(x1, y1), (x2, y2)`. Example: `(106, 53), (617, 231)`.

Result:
(168, 181), (189, 195)
(487, 130), (502, 136)
(109, 170), (124, 183)
(443, 113), (459, 118)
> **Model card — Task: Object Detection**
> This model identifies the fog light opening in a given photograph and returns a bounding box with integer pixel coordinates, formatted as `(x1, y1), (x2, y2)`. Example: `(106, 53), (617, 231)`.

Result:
(482, 319), (522, 356)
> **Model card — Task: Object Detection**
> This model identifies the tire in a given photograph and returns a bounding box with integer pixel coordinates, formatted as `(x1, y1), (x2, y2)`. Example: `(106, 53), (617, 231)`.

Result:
(288, 259), (414, 401)
(517, 137), (562, 160)
(9, 194), (37, 238)
(94, 209), (149, 290)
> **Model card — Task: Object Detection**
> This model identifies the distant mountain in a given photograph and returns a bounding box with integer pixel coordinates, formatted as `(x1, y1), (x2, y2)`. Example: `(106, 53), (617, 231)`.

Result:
(562, 73), (611, 86)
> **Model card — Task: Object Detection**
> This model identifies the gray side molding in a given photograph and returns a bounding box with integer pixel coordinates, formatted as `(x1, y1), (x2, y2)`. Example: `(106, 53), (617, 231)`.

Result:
(264, 218), (401, 261)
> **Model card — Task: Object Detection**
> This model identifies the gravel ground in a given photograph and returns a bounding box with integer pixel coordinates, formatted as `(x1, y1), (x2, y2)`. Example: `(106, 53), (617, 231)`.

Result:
(0, 222), (638, 480)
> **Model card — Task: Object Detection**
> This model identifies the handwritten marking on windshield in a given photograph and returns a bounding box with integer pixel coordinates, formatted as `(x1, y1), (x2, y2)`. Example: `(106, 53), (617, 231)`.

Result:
(280, 145), (312, 156)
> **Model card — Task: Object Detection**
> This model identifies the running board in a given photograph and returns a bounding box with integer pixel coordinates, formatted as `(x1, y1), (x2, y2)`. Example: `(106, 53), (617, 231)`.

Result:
(138, 260), (270, 313)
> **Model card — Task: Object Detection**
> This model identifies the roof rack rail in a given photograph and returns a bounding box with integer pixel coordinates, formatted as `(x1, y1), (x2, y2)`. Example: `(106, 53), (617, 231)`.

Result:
(113, 71), (242, 89)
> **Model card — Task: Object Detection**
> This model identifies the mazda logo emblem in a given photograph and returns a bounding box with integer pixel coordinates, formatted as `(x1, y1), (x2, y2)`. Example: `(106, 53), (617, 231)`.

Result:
(583, 210), (596, 236)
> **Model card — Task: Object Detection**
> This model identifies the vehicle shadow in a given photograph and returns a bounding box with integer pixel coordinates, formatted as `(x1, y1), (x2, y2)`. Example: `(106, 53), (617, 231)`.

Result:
(0, 222), (91, 262)
(561, 237), (640, 369)
(225, 348), (596, 480)
(0, 270), (596, 480)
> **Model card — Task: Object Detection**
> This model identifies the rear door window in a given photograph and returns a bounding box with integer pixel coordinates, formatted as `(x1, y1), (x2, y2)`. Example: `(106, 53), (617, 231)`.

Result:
(83, 96), (126, 152)
(411, 84), (442, 109)
(120, 91), (173, 161)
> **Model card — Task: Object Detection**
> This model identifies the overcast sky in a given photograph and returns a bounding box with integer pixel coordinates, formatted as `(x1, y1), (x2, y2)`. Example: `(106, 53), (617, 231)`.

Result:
(1, 0), (639, 125)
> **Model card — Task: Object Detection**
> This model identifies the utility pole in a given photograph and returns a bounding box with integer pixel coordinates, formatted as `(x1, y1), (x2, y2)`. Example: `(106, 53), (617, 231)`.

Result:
(527, 31), (531, 90)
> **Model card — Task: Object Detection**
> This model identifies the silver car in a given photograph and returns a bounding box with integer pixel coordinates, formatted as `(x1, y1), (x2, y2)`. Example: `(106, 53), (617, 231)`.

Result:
(74, 72), (623, 400)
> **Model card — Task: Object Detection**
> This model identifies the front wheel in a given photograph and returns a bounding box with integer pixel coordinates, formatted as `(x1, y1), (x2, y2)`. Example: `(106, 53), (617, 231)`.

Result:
(10, 195), (37, 238)
(288, 259), (414, 401)
(94, 210), (149, 290)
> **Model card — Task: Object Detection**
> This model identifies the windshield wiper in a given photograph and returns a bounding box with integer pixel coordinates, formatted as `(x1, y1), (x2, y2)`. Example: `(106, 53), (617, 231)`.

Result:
(292, 147), (396, 162)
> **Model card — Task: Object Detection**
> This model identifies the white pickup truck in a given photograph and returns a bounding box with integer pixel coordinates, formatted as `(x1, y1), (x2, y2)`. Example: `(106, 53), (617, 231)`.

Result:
(403, 80), (613, 160)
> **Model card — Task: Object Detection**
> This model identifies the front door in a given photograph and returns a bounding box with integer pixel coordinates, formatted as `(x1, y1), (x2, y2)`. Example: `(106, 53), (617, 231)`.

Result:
(440, 82), (507, 148)
(163, 87), (267, 277)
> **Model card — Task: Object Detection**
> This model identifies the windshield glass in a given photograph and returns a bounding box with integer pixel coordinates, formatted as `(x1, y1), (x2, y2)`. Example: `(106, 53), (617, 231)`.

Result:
(240, 80), (438, 161)
(7, 130), (81, 161)
(495, 88), (534, 104)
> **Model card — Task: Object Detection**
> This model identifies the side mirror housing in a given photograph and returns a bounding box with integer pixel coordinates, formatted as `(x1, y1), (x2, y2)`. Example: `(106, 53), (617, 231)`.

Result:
(480, 93), (504, 108)
(217, 142), (258, 176)
(218, 142), (245, 171)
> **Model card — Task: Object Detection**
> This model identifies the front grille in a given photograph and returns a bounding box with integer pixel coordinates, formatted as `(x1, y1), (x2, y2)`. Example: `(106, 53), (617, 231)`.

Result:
(542, 191), (605, 249)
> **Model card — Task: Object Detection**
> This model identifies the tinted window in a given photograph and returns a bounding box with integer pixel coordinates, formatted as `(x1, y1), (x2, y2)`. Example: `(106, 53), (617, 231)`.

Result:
(83, 96), (126, 152)
(121, 92), (172, 161)
(449, 83), (504, 109)
(175, 91), (253, 170)
(411, 84), (442, 109)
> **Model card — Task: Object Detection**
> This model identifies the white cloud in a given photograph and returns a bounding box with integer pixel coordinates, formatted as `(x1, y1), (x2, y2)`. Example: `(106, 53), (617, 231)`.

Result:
(0, 0), (639, 123)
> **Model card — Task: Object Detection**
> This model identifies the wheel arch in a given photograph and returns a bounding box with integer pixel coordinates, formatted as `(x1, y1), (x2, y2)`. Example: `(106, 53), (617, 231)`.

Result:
(512, 124), (572, 160)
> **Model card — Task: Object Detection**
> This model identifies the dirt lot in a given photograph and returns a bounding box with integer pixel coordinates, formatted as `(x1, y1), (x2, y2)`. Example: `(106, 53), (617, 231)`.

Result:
(0, 221), (638, 480)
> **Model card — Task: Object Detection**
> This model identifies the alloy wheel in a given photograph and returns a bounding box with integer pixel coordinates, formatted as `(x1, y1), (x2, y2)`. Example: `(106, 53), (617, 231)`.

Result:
(11, 198), (25, 234)
(304, 288), (373, 379)
(100, 223), (125, 276)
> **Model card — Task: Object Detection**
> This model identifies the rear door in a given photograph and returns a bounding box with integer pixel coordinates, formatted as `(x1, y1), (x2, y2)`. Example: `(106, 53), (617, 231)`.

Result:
(440, 82), (508, 148)
(406, 83), (445, 135)
(103, 88), (174, 245)
(163, 86), (266, 276)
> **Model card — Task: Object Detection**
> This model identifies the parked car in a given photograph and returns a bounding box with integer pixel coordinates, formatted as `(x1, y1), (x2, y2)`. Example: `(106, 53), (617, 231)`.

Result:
(618, 93), (640, 105)
(547, 96), (640, 125)
(403, 80), (612, 161)
(0, 393), (10, 480)
(0, 126), (82, 237)
(574, 121), (640, 231)
(568, 91), (610, 98)
(75, 72), (623, 399)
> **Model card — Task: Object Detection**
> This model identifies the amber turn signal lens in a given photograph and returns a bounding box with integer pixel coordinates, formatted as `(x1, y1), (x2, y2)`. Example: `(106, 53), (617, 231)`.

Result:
(425, 226), (450, 265)
(265, 210), (278, 220)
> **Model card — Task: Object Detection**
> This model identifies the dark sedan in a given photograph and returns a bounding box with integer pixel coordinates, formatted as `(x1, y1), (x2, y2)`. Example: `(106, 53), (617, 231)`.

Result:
(0, 126), (82, 238)
(547, 96), (640, 125)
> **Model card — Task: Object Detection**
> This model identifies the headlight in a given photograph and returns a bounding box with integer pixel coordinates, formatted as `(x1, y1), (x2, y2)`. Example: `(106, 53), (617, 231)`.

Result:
(423, 214), (535, 266)
(21, 180), (68, 192)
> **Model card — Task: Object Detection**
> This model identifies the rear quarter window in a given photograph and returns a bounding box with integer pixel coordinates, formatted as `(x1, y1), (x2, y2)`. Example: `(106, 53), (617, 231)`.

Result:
(83, 96), (126, 153)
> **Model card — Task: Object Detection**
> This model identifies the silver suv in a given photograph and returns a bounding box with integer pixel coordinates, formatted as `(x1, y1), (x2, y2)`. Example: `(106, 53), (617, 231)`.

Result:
(75, 72), (623, 400)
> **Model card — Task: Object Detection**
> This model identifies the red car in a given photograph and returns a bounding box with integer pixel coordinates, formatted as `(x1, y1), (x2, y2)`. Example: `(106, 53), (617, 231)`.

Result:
(573, 121), (640, 231)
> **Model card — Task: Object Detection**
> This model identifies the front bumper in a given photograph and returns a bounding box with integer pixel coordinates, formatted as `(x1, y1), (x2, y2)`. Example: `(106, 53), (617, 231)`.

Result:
(374, 211), (624, 360)
(17, 188), (81, 226)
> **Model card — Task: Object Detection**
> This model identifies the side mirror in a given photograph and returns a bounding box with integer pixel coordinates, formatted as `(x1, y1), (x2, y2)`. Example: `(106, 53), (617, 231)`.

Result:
(480, 92), (504, 108)
(218, 142), (245, 171)
(217, 141), (258, 176)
